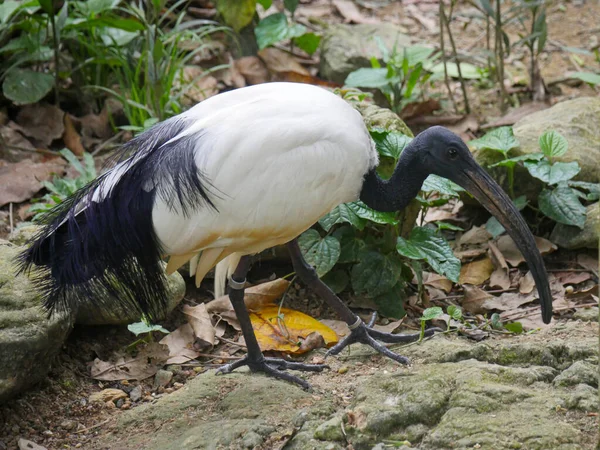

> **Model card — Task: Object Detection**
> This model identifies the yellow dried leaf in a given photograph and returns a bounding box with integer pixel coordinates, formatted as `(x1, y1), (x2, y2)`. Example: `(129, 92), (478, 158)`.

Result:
(459, 256), (494, 285)
(206, 278), (290, 314)
(250, 306), (338, 354)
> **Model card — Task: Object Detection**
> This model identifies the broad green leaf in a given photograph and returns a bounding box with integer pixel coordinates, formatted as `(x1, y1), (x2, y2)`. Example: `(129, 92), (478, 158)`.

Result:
(319, 203), (366, 231)
(524, 160), (580, 185)
(489, 152), (544, 168)
(504, 322), (523, 334)
(99, 28), (139, 46)
(0, 1), (21, 24)
(255, 13), (306, 49)
(216, 0), (256, 32)
(538, 130), (568, 158)
(373, 282), (406, 319)
(485, 195), (528, 237)
(345, 68), (390, 89)
(349, 201), (398, 225)
(469, 127), (519, 155)
(257, 0), (272, 8)
(3, 69), (54, 105)
(435, 221), (464, 232)
(421, 174), (463, 197)
(567, 180), (600, 201)
(284, 0), (299, 14)
(447, 305), (462, 321)
(322, 270), (349, 294)
(75, 0), (120, 15)
(128, 322), (170, 336)
(421, 306), (443, 321)
(479, 0), (495, 19)
(333, 227), (365, 264)
(351, 251), (402, 297)
(429, 62), (483, 80)
(539, 187), (586, 228)
(59, 149), (85, 175)
(38, 0), (54, 15)
(404, 46), (435, 67)
(298, 229), (340, 277)
(369, 129), (412, 160)
(294, 32), (321, 55)
(571, 72), (600, 86)
(396, 226), (461, 282)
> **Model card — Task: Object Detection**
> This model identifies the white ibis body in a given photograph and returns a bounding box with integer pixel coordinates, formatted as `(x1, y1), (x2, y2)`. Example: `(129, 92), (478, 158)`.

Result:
(20, 83), (552, 386)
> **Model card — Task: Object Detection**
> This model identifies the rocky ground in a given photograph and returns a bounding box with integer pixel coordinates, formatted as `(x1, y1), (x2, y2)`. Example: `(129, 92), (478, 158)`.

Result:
(87, 320), (598, 450)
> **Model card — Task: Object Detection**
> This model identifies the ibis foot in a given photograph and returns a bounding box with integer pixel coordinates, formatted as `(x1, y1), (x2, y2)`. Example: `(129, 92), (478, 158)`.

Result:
(326, 313), (442, 364)
(216, 355), (329, 390)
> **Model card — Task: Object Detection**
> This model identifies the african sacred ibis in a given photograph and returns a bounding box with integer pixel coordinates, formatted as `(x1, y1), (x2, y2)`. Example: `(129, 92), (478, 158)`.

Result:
(20, 82), (552, 388)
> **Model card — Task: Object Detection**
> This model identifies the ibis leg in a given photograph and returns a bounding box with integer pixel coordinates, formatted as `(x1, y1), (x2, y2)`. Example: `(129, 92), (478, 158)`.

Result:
(287, 239), (440, 364)
(216, 255), (328, 389)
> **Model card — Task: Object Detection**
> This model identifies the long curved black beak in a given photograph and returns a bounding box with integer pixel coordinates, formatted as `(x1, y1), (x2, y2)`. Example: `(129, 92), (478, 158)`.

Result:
(455, 164), (553, 324)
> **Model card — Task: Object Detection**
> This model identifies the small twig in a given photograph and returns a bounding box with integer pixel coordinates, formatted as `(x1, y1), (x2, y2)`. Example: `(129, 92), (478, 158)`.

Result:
(8, 203), (14, 234)
(439, 2), (458, 114)
(547, 269), (595, 273)
(1, 142), (58, 157)
(75, 418), (110, 434)
(192, 353), (242, 360)
(216, 335), (247, 348)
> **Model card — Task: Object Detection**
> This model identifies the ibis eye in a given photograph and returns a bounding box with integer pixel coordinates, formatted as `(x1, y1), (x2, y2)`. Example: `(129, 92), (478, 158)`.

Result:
(448, 148), (458, 160)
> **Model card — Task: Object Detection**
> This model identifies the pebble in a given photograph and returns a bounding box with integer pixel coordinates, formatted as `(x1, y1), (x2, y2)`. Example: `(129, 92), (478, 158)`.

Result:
(129, 385), (143, 402)
(143, 395), (153, 402)
(60, 420), (77, 431)
(89, 388), (128, 403)
(42, 430), (53, 436)
(116, 399), (124, 408)
(75, 444), (82, 448)
(104, 400), (116, 409)
(338, 366), (349, 374)
(153, 370), (173, 390)
(193, 367), (204, 374)
(173, 382), (184, 390)
(165, 388), (174, 394)
(121, 402), (131, 410)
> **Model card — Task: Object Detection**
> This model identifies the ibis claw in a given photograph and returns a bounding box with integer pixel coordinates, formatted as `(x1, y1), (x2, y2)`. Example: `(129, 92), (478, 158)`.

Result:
(216, 355), (329, 390)
(326, 313), (442, 364)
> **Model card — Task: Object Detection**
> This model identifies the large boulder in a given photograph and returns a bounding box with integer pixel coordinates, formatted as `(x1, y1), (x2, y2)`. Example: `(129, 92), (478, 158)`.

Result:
(550, 202), (599, 249)
(512, 97), (600, 183)
(320, 24), (415, 84)
(0, 242), (73, 402)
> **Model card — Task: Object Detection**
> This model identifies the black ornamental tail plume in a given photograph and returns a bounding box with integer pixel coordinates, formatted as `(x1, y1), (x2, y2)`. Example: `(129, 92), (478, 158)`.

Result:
(17, 117), (217, 319)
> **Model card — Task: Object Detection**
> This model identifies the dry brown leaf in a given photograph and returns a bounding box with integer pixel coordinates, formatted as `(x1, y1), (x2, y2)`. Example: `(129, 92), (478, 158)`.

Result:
(496, 235), (556, 267)
(399, 99), (441, 121)
(0, 125), (36, 162)
(89, 388), (128, 403)
(235, 56), (270, 85)
(63, 114), (85, 156)
(90, 342), (169, 381)
(372, 319), (404, 334)
(424, 272), (453, 293)
(519, 271), (535, 294)
(320, 319), (350, 338)
(159, 323), (201, 364)
(482, 292), (537, 313)
(554, 271), (592, 285)
(298, 331), (326, 353)
(250, 306), (338, 354)
(426, 286), (447, 300)
(332, 0), (378, 24)
(405, 3), (438, 32)
(459, 256), (494, 285)
(182, 303), (215, 351)
(0, 158), (66, 207)
(461, 285), (492, 314)
(482, 102), (549, 129)
(446, 115), (479, 142)
(459, 328), (489, 341)
(218, 310), (241, 331)
(275, 71), (341, 88)
(14, 104), (64, 147)
(213, 54), (246, 88)
(258, 48), (310, 76)
(206, 278), (290, 314)
(489, 267), (511, 290)
(459, 226), (492, 246)
(180, 66), (218, 105)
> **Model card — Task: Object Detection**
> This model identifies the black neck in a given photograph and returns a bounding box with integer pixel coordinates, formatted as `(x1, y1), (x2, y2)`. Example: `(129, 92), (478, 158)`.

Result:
(359, 147), (427, 212)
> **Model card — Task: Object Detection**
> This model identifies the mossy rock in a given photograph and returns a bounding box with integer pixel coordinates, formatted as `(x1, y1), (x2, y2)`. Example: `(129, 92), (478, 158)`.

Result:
(0, 242), (73, 402)
(550, 202), (599, 249)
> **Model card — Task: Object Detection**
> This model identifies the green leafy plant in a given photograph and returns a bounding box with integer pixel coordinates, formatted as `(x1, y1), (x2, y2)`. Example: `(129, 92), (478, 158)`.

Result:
(298, 129), (462, 319)
(344, 41), (437, 112)
(127, 317), (170, 350)
(471, 128), (599, 232)
(29, 149), (97, 221)
(420, 306), (443, 340)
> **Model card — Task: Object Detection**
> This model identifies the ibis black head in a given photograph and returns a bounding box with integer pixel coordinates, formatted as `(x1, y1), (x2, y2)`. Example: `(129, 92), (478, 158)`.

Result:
(413, 126), (553, 324)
